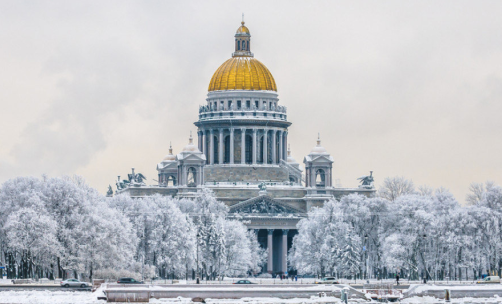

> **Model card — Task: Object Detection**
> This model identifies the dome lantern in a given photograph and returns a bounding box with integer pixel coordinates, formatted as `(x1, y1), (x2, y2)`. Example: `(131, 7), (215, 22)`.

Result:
(208, 19), (276, 92)
(233, 17), (252, 58)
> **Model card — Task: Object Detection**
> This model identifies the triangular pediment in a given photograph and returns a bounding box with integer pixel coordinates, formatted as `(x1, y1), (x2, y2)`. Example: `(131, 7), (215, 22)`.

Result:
(311, 154), (333, 162)
(230, 195), (304, 215)
(158, 161), (178, 171)
(178, 153), (206, 162)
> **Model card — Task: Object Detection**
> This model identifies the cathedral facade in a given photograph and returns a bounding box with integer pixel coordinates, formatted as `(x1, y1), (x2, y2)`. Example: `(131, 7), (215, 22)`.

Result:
(117, 21), (375, 275)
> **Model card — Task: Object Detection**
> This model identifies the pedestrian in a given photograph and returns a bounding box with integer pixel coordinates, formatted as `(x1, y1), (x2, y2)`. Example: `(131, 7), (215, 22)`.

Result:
(396, 274), (400, 286)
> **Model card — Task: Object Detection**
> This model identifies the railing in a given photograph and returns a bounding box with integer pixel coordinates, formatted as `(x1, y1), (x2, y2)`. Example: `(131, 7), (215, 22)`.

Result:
(198, 110), (288, 122)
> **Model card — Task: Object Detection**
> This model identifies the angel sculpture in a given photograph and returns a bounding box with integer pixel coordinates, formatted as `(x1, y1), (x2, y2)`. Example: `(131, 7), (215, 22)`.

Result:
(358, 171), (374, 188)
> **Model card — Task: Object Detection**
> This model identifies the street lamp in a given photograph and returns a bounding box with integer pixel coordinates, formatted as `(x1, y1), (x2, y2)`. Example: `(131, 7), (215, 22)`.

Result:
(196, 231), (200, 283)
(364, 235), (368, 280)
(422, 233), (427, 283)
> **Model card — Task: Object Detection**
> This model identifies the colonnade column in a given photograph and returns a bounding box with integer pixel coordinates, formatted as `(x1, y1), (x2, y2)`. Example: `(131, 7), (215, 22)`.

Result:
(229, 128), (234, 164)
(210, 130), (215, 165)
(272, 129), (277, 164)
(278, 130), (283, 162)
(282, 229), (289, 273)
(263, 129), (268, 164)
(267, 229), (274, 273)
(283, 131), (288, 160)
(240, 128), (246, 164)
(252, 128), (257, 164)
(203, 130), (207, 162)
(197, 131), (202, 152)
(218, 129), (224, 164)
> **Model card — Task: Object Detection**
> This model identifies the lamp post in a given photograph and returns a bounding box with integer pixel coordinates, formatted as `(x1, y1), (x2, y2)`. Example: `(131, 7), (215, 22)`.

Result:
(364, 234), (368, 280)
(421, 233), (427, 283)
(196, 231), (200, 283)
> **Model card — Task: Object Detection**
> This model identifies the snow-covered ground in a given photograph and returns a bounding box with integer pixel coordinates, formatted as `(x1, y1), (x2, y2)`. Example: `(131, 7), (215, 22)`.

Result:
(402, 295), (502, 303)
(0, 290), (104, 304)
(1, 289), (502, 303)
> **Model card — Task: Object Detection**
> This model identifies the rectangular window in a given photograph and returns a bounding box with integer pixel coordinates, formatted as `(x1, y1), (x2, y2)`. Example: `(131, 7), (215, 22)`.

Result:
(237, 100), (241, 109)
(246, 100), (250, 109)
(228, 100), (233, 109)
(255, 101), (259, 109)
(220, 101), (224, 110)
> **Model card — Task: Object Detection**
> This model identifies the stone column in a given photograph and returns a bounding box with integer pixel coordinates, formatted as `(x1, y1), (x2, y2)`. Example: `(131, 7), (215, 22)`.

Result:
(267, 229), (274, 273)
(252, 128), (257, 164)
(311, 167), (316, 188)
(240, 128), (246, 164)
(263, 129), (268, 164)
(203, 130), (207, 160)
(218, 129), (224, 164)
(326, 167), (330, 187)
(229, 128), (235, 164)
(282, 229), (289, 273)
(278, 130), (283, 162)
(210, 130), (214, 165)
(283, 131), (288, 161)
(271, 129), (277, 164)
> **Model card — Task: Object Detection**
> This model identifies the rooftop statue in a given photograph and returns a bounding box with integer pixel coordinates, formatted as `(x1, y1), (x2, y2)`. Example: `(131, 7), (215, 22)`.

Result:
(107, 185), (113, 196)
(358, 171), (374, 189)
(126, 168), (147, 186)
(258, 182), (267, 192)
(115, 176), (130, 191)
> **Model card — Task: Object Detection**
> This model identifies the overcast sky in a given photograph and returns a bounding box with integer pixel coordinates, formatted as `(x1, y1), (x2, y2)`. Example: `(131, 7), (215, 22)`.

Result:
(1, 1), (501, 203)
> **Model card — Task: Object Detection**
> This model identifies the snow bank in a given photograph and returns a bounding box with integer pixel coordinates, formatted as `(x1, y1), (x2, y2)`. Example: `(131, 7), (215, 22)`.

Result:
(0, 290), (104, 304)
(402, 295), (502, 303)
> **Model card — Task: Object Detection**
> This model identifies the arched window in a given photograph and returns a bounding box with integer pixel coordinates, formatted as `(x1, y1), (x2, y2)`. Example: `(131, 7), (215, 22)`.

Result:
(245, 134), (253, 164)
(187, 167), (196, 186)
(242, 41), (246, 50)
(238, 40), (241, 50)
(315, 169), (326, 188)
(214, 135), (219, 164)
(167, 175), (176, 186)
(224, 135), (230, 164)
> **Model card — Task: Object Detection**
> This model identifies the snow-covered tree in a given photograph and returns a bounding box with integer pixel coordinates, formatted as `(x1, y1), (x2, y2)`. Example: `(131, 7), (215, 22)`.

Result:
(378, 176), (415, 201)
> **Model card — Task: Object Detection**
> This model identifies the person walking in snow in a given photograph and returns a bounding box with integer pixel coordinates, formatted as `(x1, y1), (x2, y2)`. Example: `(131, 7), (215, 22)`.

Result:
(396, 274), (400, 286)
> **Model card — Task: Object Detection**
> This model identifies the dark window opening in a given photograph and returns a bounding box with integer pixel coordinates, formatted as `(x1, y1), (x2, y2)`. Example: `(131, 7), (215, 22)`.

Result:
(214, 136), (219, 164)
(245, 134), (253, 164)
(224, 135), (230, 164)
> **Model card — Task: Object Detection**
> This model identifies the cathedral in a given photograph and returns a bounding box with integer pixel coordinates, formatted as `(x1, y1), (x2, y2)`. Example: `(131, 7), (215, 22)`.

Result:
(116, 21), (375, 275)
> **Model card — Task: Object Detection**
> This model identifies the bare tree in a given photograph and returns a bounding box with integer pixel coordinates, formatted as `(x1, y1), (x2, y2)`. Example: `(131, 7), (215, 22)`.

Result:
(378, 176), (415, 201)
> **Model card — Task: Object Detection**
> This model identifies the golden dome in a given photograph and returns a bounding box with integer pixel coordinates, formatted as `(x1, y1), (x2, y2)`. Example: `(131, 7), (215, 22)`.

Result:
(236, 21), (250, 35)
(208, 57), (277, 92)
